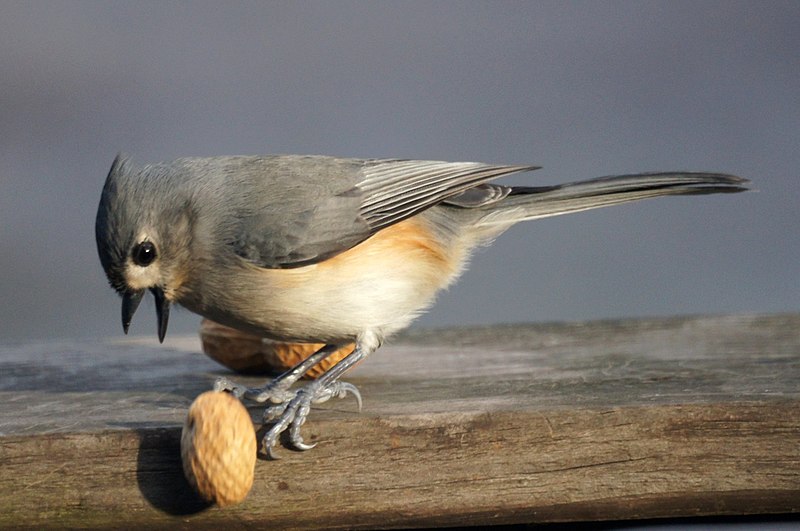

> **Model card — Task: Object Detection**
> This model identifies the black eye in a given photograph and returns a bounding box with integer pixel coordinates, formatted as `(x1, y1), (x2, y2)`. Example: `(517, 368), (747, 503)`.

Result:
(132, 241), (157, 267)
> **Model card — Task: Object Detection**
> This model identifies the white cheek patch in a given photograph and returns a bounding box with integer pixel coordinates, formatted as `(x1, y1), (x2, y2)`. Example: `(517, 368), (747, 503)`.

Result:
(125, 262), (162, 291)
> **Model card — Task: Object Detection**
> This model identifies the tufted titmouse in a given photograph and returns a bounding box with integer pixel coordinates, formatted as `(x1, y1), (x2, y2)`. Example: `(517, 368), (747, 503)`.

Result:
(95, 154), (747, 457)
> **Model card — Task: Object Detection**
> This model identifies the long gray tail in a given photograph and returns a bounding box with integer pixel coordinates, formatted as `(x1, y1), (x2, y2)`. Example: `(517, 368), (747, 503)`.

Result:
(476, 172), (749, 227)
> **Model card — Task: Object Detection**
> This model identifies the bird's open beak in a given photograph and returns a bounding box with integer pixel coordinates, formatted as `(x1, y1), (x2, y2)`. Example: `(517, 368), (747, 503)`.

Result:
(151, 287), (170, 343)
(121, 287), (170, 343)
(122, 289), (143, 335)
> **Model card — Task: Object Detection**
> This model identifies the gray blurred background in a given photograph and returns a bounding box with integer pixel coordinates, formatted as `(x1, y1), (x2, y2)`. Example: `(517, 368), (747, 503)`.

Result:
(1, 1), (798, 343)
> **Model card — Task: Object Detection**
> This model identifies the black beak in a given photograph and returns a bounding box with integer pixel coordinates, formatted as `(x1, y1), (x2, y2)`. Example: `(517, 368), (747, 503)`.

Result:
(151, 287), (170, 344)
(122, 289), (144, 335)
(121, 287), (170, 343)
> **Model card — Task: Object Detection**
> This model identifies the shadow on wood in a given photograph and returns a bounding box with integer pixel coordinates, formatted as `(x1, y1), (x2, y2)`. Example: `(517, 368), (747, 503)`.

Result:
(135, 428), (212, 516)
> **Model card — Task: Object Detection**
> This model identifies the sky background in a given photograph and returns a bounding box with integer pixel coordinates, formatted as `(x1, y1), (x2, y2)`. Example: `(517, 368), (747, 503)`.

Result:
(1, 1), (798, 343)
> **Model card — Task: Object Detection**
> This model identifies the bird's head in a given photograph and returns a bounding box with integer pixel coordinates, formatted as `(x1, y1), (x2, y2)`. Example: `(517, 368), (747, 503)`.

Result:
(95, 155), (196, 342)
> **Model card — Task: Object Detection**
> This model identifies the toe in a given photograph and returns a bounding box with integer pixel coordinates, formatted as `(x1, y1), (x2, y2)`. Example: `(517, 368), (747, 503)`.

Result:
(213, 377), (246, 398)
(263, 402), (289, 422)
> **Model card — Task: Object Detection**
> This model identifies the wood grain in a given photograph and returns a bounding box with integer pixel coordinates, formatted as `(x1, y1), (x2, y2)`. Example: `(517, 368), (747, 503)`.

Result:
(0, 314), (798, 528)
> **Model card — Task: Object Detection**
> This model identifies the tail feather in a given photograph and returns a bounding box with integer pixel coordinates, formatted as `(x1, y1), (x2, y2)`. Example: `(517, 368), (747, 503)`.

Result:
(477, 172), (748, 226)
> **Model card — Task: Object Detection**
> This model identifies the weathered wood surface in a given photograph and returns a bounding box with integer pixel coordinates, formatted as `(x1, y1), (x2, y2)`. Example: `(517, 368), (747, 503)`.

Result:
(0, 314), (798, 529)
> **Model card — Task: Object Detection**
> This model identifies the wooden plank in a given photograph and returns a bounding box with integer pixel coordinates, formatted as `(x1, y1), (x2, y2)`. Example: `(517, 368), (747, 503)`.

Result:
(0, 314), (799, 528)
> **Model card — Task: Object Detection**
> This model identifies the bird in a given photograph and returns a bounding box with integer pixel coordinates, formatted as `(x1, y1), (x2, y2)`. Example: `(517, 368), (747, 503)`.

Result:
(95, 154), (747, 457)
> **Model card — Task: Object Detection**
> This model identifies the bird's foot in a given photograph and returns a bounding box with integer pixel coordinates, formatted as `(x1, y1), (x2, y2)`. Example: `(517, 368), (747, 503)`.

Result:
(214, 376), (361, 458)
(261, 380), (361, 459)
(214, 336), (374, 458)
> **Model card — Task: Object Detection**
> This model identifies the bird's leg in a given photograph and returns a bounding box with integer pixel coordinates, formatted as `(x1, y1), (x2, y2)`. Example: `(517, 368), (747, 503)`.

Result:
(260, 331), (380, 459)
(214, 343), (342, 403)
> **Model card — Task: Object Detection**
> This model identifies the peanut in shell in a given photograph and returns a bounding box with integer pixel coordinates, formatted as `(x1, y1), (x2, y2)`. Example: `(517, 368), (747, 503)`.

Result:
(181, 391), (257, 506)
(199, 318), (355, 378)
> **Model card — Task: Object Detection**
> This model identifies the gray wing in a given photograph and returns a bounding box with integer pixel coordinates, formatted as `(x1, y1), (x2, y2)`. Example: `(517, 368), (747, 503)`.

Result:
(356, 159), (538, 231)
(230, 155), (538, 268)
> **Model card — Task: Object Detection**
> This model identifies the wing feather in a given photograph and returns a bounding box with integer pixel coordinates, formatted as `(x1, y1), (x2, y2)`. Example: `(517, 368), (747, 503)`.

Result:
(356, 160), (538, 231)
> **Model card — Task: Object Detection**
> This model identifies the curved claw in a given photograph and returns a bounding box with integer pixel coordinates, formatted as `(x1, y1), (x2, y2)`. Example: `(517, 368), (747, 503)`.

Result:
(309, 381), (362, 408)
(291, 439), (317, 451)
(262, 435), (281, 460)
(262, 407), (296, 459)
(289, 416), (317, 452)
(337, 382), (363, 412)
